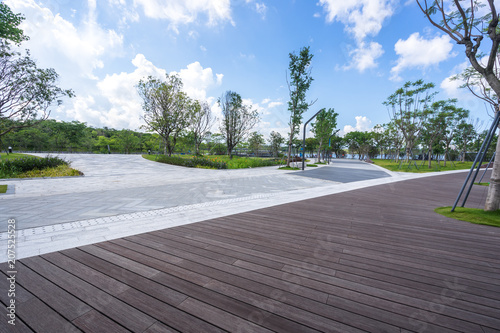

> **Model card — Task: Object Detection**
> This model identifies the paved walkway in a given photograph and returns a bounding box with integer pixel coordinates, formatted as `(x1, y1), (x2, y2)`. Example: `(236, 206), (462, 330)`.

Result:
(0, 154), (468, 261)
(0, 171), (497, 333)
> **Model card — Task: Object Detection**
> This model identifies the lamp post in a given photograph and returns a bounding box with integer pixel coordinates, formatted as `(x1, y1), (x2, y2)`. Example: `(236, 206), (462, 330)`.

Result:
(302, 109), (323, 171)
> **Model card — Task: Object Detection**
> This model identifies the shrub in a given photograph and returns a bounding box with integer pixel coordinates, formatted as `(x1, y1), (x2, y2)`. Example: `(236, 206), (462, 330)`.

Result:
(0, 155), (69, 176)
(156, 155), (228, 169)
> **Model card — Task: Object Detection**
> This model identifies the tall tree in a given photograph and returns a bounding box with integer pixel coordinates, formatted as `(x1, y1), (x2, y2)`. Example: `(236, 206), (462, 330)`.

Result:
(421, 104), (446, 168)
(248, 131), (265, 157)
(311, 108), (338, 163)
(137, 74), (192, 156)
(383, 80), (435, 162)
(416, 0), (500, 210)
(190, 100), (214, 155)
(454, 120), (477, 162)
(218, 91), (259, 159)
(371, 124), (388, 159)
(268, 131), (284, 157)
(286, 46), (315, 167)
(0, 4), (73, 149)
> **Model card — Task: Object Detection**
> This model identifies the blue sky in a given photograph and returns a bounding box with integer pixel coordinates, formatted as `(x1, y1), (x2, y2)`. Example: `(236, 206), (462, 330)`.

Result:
(5, 0), (495, 138)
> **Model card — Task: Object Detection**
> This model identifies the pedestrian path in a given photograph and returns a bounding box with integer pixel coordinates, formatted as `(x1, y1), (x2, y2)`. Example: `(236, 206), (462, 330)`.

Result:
(0, 154), (469, 261)
(1, 171), (497, 333)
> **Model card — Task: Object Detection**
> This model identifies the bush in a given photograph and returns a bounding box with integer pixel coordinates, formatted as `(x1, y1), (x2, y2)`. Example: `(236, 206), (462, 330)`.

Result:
(156, 155), (228, 169)
(0, 155), (69, 176)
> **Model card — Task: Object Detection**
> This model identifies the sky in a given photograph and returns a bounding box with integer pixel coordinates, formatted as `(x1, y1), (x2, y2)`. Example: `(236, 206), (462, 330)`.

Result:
(5, 0), (497, 139)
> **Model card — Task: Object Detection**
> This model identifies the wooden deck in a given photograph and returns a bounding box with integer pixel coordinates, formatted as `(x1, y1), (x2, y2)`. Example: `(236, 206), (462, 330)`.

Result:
(1, 172), (500, 333)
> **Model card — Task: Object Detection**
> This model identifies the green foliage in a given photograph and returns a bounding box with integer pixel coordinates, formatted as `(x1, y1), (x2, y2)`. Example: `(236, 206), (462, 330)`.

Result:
(144, 154), (282, 169)
(383, 80), (436, 161)
(287, 46), (314, 166)
(18, 165), (83, 178)
(0, 44), (74, 138)
(311, 108), (338, 162)
(344, 131), (373, 159)
(248, 131), (265, 156)
(0, 3), (28, 45)
(137, 74), (192, 156)
(151, 154), (228, 169)
(219, 91), (259, 159)
(306, 164), (318, 167)
(0, 184), (6, 193)
(435, 207), (500, 228)
(0, 155), (73, 178)
(268, 131), (284, 157)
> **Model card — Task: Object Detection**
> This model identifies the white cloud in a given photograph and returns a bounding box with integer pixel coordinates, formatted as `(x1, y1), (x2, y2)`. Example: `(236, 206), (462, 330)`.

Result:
(342, 116), (372, 135)
(245, 0), (267, 19)
(60, 55), (223, 130)
(318, 0), (396, 42)
(134, 0), (233, 29)
(7, 0), (124, 80)
(268, 101), (284, 108)
(391, 32), (456, 81)
(343, 41), (384, 72)
(318, 0), (396, 72)
(171, 62), (223, 101)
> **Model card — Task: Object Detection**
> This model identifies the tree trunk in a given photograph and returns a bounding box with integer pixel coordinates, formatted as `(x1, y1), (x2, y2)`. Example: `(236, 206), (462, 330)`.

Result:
(317, 143), (322, 163)
(428, 148), (432, 168)
(485, 131), (500, 211)
(286, 141), (292, 167)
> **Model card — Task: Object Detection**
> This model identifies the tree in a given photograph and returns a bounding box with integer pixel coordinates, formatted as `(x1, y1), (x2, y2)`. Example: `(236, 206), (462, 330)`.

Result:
(436, 100), (469, 166)
(371, 124), (388, 159)
(248, 131), (265, 157)
(286, 46), (315, 167)
(416, 1), (500, 210)
(137, 74), (192, 156)
(116, 129), (141, 154)
(190, 100), (214, 155)
(383, 80), (435, 162)
(455, 120), (477, 162)
(218, 91), (259, 159)
(268, 131), (284, 157)
(344, 131), (373, 160)
(421, 104), (446, 168)
(311, 108), (338, 163)
(0, 4), (73, 149)
(330, 135), (345, 158)
(0, 3), (28, 45)
(0, 45), (73, 142)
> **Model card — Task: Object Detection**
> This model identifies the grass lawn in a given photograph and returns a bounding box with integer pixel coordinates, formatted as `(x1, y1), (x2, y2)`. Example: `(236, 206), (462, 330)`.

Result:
(0, 153), (40, 160)
(372, 159), (474, 173)
(143, 154), (284, 169)
(435, 206), (500, 227)
(307, 164), (318, 167)
(278, 166), (300, 170)
(0, 185), (7, 193)
(475, 182), (490, 186)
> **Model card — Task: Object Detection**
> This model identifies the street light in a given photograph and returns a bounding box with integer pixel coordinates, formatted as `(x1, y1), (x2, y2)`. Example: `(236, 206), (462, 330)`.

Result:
(302, 109), (323, 171)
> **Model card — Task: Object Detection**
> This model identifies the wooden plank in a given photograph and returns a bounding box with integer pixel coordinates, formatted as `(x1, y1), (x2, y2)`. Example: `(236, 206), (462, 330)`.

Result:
(41, 251), (131, 296)
(118, 288), (225, 333)
(63, 248), (188, 307)
(20, 255), (157, 333)
(16, 298), (81, 333)
(72, 310), (132, 333)
(13, 262), (92, 321)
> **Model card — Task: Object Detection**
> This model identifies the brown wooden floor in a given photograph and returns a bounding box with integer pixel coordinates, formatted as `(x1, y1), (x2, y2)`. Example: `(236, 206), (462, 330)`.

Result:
(1, 172), (500, 333)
